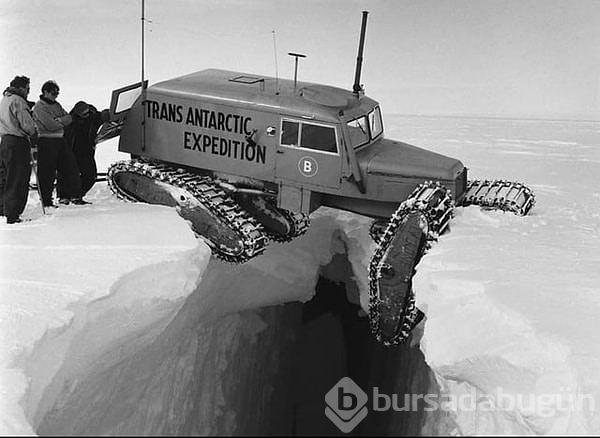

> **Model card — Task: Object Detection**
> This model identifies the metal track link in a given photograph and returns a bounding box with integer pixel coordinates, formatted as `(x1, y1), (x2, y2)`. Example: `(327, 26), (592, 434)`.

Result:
(369, 219), (388, 242)
(459, 179), (536, 216)
(368, 181), (455, 346)
(267, 208), (311, 243)
(107, 159), (268, 264)
(368, 178), (536, 346)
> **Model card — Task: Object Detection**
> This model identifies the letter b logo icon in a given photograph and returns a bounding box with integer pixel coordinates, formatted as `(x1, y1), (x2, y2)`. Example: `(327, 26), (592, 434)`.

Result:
(338, 386), (357, 410)
(298, 156), (318, 177)
(325, 377), (368, 433)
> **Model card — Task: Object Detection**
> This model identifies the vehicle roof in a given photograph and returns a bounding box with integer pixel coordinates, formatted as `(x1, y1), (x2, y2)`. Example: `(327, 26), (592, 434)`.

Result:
(150, 68), (378, 123)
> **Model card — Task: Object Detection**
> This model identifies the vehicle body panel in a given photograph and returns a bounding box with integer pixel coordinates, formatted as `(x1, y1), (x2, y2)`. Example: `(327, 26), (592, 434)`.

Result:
(114, 68), (467, 219)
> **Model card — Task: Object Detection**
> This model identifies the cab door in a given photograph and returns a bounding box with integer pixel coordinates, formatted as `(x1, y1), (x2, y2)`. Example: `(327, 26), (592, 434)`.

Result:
(95, 81), (147, 144)
(274, 118), (342, 189)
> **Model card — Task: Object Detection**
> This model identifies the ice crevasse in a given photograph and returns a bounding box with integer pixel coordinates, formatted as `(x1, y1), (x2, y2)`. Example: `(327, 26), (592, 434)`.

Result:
(1, 201), (384, 435)
(1, 197), (597, 435)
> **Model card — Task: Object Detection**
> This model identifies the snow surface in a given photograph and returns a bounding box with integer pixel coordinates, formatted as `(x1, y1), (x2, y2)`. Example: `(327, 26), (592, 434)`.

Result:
(1, 115), (599, 435)
(403, 116), (600, 435)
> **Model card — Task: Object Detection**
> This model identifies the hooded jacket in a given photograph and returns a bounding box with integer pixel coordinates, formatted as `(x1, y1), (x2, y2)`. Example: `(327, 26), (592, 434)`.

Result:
(0, 87), (37, 138)
(65, 103), (110, 153)
(32, 96), (72, 138)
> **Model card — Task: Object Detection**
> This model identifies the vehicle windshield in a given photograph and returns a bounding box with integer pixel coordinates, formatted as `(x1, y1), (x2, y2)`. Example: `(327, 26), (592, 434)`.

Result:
(346, 106), (383, 149)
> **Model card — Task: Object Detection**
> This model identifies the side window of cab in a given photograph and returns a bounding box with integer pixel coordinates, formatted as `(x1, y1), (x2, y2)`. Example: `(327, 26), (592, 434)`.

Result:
(280, 118), (338, 154)
(281, 120), (299, 146)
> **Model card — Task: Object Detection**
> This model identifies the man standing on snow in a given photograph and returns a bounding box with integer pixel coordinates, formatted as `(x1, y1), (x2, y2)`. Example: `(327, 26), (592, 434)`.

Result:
(32, 80), (84, 207)
(64, 101), (110, 199)
(0, 75), (38, 224)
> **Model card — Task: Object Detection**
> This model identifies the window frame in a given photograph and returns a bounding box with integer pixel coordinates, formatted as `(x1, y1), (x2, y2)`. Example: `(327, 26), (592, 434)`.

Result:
(368, 107), (384, 142)
(346, 115), (370, 149)
(346, 105), (384, 150)
(279, 117), (340, 156)
(280, 119), (300, 147)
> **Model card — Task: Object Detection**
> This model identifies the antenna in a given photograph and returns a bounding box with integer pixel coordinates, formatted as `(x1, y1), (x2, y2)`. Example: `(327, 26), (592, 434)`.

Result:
(352, 10), (369, 95)
(288, 52), (306, 93)
(141, 0), (147, 151)
(272, 31), (279, 91)
(139, 0), (152, 151)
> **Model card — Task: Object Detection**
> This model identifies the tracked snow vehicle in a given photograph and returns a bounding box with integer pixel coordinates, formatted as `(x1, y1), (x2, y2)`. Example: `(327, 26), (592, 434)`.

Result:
(99, 11), (535, 346)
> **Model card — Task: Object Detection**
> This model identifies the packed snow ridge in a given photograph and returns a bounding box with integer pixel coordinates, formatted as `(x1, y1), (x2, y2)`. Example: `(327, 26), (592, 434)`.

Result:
(1, 190), (385, 435)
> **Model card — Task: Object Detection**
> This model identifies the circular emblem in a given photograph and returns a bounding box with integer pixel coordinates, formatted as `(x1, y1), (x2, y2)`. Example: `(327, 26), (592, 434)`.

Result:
(298, 156), (318, 177)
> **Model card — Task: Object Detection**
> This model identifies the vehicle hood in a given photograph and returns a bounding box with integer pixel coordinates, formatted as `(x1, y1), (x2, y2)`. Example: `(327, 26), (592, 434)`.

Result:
(357, 138), (464, 181)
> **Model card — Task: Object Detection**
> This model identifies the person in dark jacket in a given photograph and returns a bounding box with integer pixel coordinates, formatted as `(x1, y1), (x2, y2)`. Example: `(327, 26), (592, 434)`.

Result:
(32, 80), (84, 206)
(0, 75), (38, 224)
(63, 101), (110, 198)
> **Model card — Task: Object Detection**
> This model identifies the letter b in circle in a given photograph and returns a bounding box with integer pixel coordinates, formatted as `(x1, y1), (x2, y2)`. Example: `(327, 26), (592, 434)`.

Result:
(298, 156), (318, 177)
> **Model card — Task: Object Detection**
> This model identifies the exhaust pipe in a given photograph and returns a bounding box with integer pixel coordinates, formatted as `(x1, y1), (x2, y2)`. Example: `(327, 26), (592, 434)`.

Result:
(353, 10), (369, 95)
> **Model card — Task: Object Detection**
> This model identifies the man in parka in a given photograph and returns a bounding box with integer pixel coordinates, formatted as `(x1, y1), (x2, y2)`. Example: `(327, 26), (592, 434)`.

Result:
(0, 75), (38, 224)
(64, 101), (110, 198)
(32, 80), (83, 206)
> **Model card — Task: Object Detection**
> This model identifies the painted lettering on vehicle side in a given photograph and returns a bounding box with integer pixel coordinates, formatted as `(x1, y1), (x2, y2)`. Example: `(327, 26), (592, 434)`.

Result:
(183, 132), (266, 164)
(146, 99), (265, 164)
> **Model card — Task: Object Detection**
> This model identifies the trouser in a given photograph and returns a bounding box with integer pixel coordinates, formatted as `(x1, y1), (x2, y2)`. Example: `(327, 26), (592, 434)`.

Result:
(38, 137), (82, 204)
(73, 147), (97, 197)
(0, 135), (31, 221)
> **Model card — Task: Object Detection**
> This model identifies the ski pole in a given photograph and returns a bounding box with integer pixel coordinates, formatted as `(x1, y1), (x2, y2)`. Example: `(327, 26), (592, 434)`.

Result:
(28, 137), (45, 215)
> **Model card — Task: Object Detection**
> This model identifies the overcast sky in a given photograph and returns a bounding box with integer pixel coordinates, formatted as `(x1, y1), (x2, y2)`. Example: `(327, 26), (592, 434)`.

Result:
(1, 0), (600, 120)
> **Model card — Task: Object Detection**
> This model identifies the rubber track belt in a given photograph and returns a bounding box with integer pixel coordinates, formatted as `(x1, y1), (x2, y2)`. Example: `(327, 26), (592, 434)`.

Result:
(368, 181), (455, 346)
(368, 179), (536, 346)
(266, 204), (311, 243)
(458, 179), (535, 216)
(107, 159), (268, 263)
